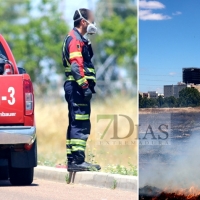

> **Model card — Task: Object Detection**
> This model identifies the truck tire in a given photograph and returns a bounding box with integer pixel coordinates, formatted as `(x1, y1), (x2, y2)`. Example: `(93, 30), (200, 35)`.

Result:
(0, 166), (8, 180)
(9, 167), (33, 186)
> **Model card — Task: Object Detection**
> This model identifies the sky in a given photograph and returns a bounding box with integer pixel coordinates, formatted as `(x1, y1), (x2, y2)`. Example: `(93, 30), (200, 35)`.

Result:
(32, 0), (98, 28)
(60, 0), (98, 27)
(139, 0), (200, 93)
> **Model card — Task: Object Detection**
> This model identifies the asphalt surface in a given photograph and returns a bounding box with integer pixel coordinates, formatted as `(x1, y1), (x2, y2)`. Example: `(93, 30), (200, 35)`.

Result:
(0, 178), (137, 200)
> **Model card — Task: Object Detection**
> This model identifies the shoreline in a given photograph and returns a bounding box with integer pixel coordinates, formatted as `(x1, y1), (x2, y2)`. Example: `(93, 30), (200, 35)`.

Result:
(139, 107), (200, 114)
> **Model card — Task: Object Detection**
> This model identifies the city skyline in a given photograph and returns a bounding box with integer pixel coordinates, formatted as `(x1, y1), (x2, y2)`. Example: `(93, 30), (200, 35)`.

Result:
(139, 0), (200, 93)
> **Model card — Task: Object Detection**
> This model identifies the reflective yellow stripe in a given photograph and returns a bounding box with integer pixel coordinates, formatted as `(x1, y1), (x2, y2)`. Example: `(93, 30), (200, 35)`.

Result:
(66, 149), (72, 154)
(63, 44), (66, 52)
(69, 52), (82, 59)
(87, 68), (95, 73)
(66, 75), (75, 81)
(77, 77), (87, 85)
(71, 146), (85, 152)
(63, 35), (71, 66)
(75, 114), (89, 120)
(63, 35), (70, 52)
(85, 76), (96, 80)
(63, 38), (67, 52)
(65, 67), (71, 72)
(66, 140), (70, 145)
(70, 139), (86, 147)
(66, 75), (95, 83)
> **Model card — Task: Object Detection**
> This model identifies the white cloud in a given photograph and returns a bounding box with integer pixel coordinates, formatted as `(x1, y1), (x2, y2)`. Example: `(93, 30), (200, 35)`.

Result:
(139, 0), (165, 9)
(140, 9), (171, 21)
(169, 72), (176, 76)
(172, 11), (182, 16)
(139, 0), (172, 21)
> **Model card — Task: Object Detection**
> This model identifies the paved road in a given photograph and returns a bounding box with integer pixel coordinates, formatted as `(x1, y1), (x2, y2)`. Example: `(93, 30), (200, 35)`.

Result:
(0, 178), (137, 200)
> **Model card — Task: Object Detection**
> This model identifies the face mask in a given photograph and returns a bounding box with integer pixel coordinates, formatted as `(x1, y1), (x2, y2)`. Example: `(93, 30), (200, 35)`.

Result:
(74, 9), (97, 35)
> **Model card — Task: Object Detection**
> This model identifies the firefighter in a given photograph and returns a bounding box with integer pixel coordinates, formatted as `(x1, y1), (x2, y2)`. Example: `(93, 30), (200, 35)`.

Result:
(62, 8), (101, 171)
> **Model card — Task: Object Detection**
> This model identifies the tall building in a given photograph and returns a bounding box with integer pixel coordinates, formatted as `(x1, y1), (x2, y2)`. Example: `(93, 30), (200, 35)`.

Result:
(164, 84), (186, 98)
(174, 84), (187, 98)
(164, 85), (174, 97)
(183, 68), (200, 84)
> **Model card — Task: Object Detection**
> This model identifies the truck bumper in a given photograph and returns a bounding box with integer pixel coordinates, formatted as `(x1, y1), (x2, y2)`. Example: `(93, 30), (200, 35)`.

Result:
(0, 126), (36, 145)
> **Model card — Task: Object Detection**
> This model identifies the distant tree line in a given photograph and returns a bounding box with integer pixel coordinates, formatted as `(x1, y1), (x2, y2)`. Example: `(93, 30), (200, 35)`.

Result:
(139, 88), (200, 108)
(1, 0), (137, 95)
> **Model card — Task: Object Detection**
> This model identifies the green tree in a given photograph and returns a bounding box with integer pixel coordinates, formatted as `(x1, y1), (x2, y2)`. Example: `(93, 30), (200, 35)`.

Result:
(140, 97), (157, 108)
(157, 95), (164, 107)
(111, 0), (136, 18)
(163, 96), (177, 108)
(179, 87), (200, 107)
(139, 94), (143, 108)
(96, 14), (137, 66)
(96, 0), (136, 19)
(95, 0), (137, 83)
(0, 0), (69, 88)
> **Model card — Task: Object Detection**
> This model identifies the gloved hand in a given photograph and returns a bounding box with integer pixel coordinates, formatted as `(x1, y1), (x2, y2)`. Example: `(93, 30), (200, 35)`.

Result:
(82, 87), (92, 101)
(88, 80), (96, 93)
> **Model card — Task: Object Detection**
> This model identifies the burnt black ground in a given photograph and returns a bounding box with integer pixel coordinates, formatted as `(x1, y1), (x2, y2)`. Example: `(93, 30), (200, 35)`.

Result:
(139, 111), (200, 198)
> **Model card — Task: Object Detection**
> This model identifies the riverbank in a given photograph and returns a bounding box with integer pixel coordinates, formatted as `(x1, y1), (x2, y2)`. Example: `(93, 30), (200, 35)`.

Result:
(139, 107), (200, 114)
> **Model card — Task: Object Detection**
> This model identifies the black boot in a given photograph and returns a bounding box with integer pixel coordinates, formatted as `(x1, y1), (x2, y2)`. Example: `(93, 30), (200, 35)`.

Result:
(67, 161), (89, 172)
(67, 156), (73, 164)
(68, 161), (101, 172)
(68, 150), (101, 172)
(85, 162), (101, 171)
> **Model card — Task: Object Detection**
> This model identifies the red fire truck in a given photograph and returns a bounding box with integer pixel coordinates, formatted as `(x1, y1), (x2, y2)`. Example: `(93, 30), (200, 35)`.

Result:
(0, 34), (37, 185)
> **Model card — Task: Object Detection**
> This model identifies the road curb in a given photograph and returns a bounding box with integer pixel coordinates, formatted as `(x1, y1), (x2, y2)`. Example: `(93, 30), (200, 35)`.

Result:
(34, 166), (137, 191)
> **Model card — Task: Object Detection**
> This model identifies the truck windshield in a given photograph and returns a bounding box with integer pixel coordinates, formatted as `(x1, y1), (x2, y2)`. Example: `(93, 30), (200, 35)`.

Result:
(0, 43), (7, 59)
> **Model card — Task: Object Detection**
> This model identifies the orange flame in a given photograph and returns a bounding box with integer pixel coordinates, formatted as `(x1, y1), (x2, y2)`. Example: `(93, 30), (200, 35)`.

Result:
(154, 186), (200, 199)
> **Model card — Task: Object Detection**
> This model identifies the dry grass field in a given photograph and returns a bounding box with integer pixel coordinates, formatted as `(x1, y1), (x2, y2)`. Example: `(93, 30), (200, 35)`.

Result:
(35, 96), (138, 172)
(139, 107), (200, 114)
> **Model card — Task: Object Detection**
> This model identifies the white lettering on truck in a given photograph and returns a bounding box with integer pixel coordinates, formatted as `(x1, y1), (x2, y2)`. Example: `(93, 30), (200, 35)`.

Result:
(1, 87), (16, 105)
(0, 112), (16, 117)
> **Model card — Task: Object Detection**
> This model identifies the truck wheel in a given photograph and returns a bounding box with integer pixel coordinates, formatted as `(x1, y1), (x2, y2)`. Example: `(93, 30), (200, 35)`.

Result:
(9, 167), (33, 186)
(0, 166), (8, 180)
